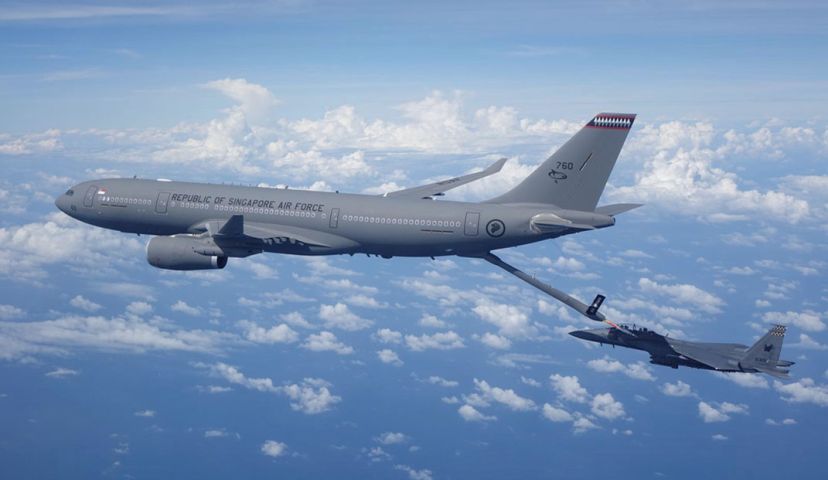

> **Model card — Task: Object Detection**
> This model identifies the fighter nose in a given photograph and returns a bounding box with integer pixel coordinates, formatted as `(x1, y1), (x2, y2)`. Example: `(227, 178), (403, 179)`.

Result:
(569, 329), (606, 342)
(569, 330), (590, 340)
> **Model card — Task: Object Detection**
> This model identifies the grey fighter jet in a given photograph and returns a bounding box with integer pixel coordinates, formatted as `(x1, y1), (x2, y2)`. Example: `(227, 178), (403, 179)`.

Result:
(55, 113), (640, 272)
(570, 318), (795, 377)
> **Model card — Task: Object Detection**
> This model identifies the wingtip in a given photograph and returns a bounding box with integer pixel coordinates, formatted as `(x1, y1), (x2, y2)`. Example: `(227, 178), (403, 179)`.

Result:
(486, 157), (508, 173)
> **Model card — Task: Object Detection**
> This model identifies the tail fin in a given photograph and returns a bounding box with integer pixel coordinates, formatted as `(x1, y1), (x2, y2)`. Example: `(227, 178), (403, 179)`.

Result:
(743, 325), (787, 368)
(488, 113), (636, 210)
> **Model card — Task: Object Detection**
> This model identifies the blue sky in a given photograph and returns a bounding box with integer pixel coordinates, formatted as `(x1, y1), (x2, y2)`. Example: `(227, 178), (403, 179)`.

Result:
(1, 1), (827, 479)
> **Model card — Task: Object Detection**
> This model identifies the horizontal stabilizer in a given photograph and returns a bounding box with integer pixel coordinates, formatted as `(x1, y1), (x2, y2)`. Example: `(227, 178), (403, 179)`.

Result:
(384, 157), (507, 199)
(594, 203), (643, 216)
(754, 366), (790, 378)
(530, 213), (595, 232)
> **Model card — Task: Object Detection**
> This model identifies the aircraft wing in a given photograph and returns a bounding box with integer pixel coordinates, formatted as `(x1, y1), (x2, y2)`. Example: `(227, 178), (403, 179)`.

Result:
(194, 215), (332, 247)
(383, 158), (507, 199)
(666, 339), (738, 370)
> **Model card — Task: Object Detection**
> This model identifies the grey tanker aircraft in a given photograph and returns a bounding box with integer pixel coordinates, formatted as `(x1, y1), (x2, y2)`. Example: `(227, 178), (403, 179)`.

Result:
(54, 111), (795, 376)
(55, 112), (640, 273)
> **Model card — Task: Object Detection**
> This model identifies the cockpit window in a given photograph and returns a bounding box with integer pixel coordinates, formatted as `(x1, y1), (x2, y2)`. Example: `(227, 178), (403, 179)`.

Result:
(65, 189), (74, 196)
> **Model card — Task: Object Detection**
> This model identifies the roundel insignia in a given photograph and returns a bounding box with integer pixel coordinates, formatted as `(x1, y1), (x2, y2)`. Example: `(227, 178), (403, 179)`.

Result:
(486, 219), (505, 238)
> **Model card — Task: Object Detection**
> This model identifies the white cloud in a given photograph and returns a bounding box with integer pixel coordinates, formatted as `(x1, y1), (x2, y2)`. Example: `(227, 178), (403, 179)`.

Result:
(197, 385), (232, 394)
(620, 249), (654, 259)
(791, 333), (827, 350)
(126, 301), (153, 317)
(697, 401), (748, 423)
(661, 380), (694, 397)
(365, 446), (390, 462)
(773, 378), (828, 406)
(280, 378), (341, 415)
(45, 367), (79, 378)
(405, 331), (465, 352)
(260, 440), (287, 458)
(572, 416), (598, 434)
(712, 372), (769, 389)
(204, 429), (229, 438)
(607, 121), (811, 224)
(377, 349), (403, 366)
(638, 277), (725, 314)
(712, 434), (728, 441)
(394, 464), (433, 480)
(301, 331), (354, 355)
(0, 313), (235, 361)
(549, 374), (590, 403)
(345, 294), (386, 309)
(69, 296), (101, 313)
(0, 216), (144, 283)
(472, 301), (537, 338)
(170, 300), (201, 316)
(134, 409), (155, 418)
(375, 328), (402, 344)
(765, 418), (797, 426)
(473, 379), (536, 411)
(0, 128), (62, 155)
(541, 403), (573, 423)
(521, 376), (541, 387)
(204, 78), (279, 122)
(761, 310), (825, 332)
(208, 363), (341, 414)
(376, 432), (408, 445)
(318, 303), (372, 331)
(239, 321), (299, 344)
(478, 332), (512, 350)
(591, 393), (625, 420)
(418, 314), (447, 329)
(279, 311), (314, 329)
(586, 357), (655, 381)
(427, 376), (458, 387)
(458, 404), (496, 422)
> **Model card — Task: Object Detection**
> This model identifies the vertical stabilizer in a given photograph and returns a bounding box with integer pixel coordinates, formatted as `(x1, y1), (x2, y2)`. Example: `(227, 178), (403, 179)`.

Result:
(743, 325), (786, 367)
(487, 113), (635, 210)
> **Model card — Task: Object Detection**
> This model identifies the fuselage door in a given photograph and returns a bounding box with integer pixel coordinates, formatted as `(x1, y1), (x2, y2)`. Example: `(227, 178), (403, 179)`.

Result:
(329, 208), (340, 228)
(155, 192), (170, 214)
(83, 185), (97, 207)
(464, 212), (480, 236)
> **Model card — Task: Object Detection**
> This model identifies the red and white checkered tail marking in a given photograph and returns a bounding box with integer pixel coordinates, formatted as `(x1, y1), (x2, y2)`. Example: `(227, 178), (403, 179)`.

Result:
(587, 113), (636, 130)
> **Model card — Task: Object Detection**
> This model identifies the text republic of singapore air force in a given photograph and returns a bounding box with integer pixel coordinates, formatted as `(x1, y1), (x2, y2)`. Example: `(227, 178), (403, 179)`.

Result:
(54, 112), (794, 377)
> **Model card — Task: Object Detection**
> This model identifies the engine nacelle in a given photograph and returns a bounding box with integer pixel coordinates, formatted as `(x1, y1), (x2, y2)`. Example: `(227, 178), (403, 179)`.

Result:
(146, 235), (228, 271)
(649, 355), (680, 369)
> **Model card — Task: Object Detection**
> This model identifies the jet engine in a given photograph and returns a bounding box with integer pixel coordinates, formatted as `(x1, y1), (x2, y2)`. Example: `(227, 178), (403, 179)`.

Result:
(649, 355), (679, 369)
(146, 235), (228, 271)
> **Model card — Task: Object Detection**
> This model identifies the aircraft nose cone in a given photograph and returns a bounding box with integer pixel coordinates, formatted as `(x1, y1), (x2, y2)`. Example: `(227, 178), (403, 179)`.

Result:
(569, 330), (591, 340)
(55, 194), (67, 213)
(569, 329), (609, 343)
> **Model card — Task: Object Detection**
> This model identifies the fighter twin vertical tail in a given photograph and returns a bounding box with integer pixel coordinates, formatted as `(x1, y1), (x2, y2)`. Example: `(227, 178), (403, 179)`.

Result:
(741, 325), (793, 377)
(487, 113), (636, 211)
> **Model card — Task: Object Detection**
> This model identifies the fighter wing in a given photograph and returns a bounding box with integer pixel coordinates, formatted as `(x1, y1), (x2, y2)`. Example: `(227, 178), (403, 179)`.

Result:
(383, 158), (507, 199)
(666, 339), (738, 370)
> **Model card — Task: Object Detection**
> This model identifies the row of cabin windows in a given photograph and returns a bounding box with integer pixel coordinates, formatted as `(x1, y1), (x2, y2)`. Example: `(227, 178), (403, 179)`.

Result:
(343, 214), (459, 229)
(166, 201), (459, 228)
(178, 202), (319, 218)
(102, 196), (151, 206)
